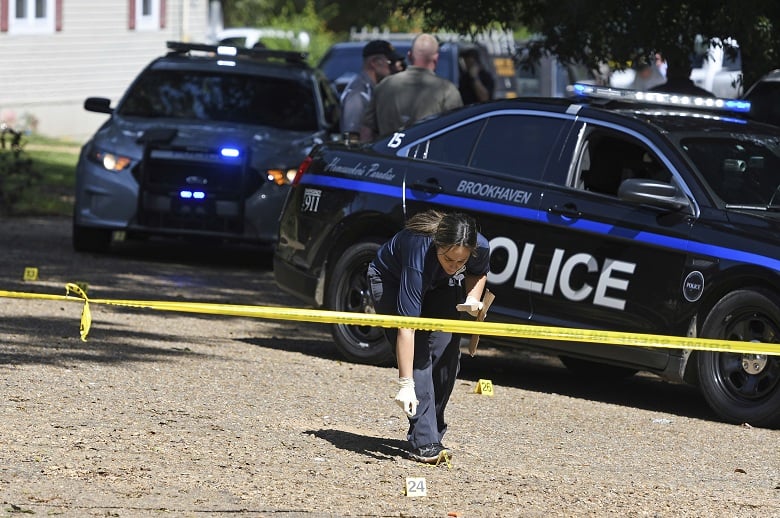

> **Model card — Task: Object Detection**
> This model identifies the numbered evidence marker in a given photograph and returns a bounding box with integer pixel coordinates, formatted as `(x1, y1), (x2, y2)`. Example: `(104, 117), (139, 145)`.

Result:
(474, 378), (494, 396)
(22, 267), (39, 281)
(405, 477), (427, 497)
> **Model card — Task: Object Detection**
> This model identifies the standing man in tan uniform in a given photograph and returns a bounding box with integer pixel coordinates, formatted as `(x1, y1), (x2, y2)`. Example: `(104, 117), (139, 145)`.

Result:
(360, 33), (463, 141)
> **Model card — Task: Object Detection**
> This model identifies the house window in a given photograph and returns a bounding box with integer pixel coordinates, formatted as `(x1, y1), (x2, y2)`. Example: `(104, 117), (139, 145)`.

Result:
(134, 0), (160, 31)
(9, 0), (54, 33)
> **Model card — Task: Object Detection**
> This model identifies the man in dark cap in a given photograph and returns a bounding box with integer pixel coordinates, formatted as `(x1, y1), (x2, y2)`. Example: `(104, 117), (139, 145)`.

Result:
(340, 40), (403, 142)
(361, 34), (462, 141)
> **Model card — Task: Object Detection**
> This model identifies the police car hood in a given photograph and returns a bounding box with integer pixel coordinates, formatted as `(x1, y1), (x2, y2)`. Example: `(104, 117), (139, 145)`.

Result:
(95, 116), (321, 168)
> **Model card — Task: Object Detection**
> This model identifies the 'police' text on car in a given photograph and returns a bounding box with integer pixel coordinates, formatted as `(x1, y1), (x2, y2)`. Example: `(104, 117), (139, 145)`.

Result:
(274, 85), (780, 428)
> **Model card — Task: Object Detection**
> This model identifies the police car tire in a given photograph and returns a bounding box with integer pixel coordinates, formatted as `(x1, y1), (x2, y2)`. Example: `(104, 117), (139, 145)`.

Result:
(697, 289), (780, 428)
(72, 223), (112, 254)
(326, 241), (395, 366)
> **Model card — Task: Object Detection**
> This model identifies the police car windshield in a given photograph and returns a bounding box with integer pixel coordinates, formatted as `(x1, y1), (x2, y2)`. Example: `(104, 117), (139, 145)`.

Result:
(681, 135), (780, 208)
(118, 70), (319, 131)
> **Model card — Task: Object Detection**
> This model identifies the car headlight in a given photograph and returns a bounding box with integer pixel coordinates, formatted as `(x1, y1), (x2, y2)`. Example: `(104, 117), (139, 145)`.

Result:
(266, 168), (299, 185)
(87, 147), (133, 172)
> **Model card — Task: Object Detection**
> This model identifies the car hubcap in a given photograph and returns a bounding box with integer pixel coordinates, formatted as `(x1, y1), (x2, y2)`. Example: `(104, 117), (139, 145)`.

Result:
(716, 312), (780, 401)
(741, 352), (768, 375)
(339, 261), (382, 345)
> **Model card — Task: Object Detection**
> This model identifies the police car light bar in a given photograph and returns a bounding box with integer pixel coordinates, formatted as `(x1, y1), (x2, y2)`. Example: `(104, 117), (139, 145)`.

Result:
(166, 41), (308, 64)
(571, 83), (751, 114)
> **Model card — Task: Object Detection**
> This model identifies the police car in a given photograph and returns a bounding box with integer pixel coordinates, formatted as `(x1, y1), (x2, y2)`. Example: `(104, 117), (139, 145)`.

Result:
(73, 41), (340, 252)
(273, 84), (780, 428)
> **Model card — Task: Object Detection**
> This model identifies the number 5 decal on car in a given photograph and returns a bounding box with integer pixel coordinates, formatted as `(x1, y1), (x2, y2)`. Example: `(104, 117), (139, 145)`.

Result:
(388, 132), (405, 148)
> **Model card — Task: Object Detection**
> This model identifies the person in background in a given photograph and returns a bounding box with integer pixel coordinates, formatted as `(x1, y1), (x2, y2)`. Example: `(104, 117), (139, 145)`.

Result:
(630, 54), (666, 91)
(339, 40), (403, 142)
(360, 33), (463, 141)
(458, 46), (494, 104)
(391, 56), (407, 74)
(367, 210), (490, 464)
(649, 50), (714, 97)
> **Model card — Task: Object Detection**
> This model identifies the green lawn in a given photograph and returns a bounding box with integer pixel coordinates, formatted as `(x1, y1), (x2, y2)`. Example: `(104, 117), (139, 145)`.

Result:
(11, 133), (82, 217)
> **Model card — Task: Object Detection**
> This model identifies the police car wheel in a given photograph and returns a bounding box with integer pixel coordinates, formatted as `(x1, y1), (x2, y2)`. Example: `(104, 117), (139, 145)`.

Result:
(72, 223), (112, 253)
(326, 241), (394, 365)
(697, 289), (780, 428)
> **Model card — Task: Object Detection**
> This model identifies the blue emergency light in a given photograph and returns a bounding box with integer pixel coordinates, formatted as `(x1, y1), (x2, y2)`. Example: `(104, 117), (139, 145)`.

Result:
(179, 190), (206, 200)
(571, 83), (751, 114)
(220, 147), (240, 158)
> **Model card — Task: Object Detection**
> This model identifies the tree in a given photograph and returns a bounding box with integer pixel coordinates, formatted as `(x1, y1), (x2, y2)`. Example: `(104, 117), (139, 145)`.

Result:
(393, 0), (780, 89)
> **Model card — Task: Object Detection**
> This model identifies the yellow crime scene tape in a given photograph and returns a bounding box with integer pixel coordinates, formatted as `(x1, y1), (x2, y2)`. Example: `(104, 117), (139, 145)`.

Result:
(0, 283), (779, 357)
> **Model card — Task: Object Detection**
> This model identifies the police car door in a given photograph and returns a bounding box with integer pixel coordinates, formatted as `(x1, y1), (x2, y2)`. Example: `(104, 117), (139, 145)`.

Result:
(531, 122), (694, 355)
(397, 110), (577, 323)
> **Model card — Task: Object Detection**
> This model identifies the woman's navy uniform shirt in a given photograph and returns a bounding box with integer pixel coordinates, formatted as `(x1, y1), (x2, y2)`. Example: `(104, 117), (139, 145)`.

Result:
(371, 229), (490, 317)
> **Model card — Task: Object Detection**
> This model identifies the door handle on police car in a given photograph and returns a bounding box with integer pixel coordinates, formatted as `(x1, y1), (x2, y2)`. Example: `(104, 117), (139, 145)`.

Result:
(411, 180), (443, 194)
(548, 204), (582, 218)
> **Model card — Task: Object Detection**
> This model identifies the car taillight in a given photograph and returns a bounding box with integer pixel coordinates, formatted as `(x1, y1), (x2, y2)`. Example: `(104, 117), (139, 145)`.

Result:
(292, 155), (313, 186)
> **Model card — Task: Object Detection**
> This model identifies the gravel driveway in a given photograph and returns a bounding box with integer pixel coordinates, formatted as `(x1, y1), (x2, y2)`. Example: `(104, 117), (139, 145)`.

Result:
(1, 217), (778, 517)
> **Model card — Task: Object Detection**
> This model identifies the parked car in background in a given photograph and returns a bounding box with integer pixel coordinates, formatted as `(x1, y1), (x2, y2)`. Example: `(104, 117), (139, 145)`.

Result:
(743, 69), (780, 127)
(214, 27), (311, 50)
(73, 41), (340, 253)
(318, 39), (461, 94)
(318, 28), (518, 99)
(274, 84), (780, 428)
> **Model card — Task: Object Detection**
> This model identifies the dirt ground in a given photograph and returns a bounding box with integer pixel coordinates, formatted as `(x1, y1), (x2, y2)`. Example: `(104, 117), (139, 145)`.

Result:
(0, 217), (778, 517)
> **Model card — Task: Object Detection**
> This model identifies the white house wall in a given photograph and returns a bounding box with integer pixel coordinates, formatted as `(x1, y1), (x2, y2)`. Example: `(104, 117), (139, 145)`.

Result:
(0, 0), (212, 140)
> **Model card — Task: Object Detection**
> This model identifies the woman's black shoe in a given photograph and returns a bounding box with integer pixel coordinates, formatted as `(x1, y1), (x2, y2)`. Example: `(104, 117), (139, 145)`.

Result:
(409, 443), (451, 464)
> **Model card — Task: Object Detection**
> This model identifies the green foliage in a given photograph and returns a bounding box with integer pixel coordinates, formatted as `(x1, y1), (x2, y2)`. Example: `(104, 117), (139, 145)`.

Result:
(392, 0), (521, 37)
(221, 0), (780, 88)
(266, 0), (338, 64)
(0, 126), (39, 216)
(222, 0), (337, 64)
(0, 131), (78, 217)
(389, 0), (780, 89)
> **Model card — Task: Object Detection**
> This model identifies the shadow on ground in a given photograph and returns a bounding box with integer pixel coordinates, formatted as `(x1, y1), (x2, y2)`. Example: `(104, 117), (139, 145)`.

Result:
(0, 314), (206, 367)
(244, 335), (716, 423)
(306, 429), (409, 461)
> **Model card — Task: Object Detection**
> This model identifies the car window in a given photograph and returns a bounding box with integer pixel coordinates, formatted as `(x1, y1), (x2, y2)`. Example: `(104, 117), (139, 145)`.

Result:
(577, 132), (671, 196)
(318, 47), (364, 84)
(118, 69), (319, 131)
(681, 135), (780, 206)
(408, 114), (568, 181)
(318, 76), (340, 126)
(746, 82), (780, 126)
(408, 120), (484, 165)
(468, 115), (567, 180)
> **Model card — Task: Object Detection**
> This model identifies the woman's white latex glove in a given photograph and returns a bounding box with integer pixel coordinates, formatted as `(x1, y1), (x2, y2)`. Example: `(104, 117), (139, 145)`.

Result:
(395, 377), (418, 417)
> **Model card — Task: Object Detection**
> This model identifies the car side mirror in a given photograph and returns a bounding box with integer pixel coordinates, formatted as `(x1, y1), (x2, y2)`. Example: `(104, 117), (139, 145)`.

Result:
(84, 97), (113, 114)
(618, 178), (691, 212)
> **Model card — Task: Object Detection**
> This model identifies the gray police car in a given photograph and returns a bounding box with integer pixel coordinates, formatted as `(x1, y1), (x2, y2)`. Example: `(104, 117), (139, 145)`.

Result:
(73, 41), (340, 252)
(274, 84), (780, 427)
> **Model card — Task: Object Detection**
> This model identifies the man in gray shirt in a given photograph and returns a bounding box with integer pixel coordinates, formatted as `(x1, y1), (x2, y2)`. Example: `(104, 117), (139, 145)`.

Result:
(339, 40), (402, 142)
(360, 33), (463, 141)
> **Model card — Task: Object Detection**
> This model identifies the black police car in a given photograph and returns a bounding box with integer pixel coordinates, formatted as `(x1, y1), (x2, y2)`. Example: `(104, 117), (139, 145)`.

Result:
(274, 84), (780, 428)
(73, 42), (340, 252)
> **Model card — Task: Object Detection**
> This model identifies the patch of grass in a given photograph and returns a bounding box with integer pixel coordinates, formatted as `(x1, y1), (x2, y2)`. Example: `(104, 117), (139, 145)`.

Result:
(13, 133), (82, 217)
